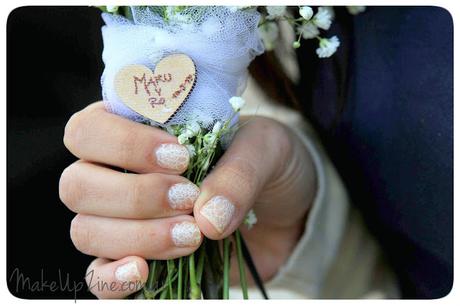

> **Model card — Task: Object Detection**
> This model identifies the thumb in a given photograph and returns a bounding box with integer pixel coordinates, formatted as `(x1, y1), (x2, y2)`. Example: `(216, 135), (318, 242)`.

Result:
(193, 117), (292, 240)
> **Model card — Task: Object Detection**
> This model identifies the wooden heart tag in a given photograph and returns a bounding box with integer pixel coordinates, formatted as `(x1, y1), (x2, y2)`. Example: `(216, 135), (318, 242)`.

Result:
(114, 54), (196, 123)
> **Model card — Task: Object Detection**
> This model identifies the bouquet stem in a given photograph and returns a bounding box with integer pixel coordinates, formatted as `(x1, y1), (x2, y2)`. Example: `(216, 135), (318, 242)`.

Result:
(223, 237), (231, 299)
(235, 230), (249, 299)
(177, 257), (183, 299)
(188, 253), (201, 299)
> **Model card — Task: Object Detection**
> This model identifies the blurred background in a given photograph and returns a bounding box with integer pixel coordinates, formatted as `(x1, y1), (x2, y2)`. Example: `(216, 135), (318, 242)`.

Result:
(7, 6), (103, 299)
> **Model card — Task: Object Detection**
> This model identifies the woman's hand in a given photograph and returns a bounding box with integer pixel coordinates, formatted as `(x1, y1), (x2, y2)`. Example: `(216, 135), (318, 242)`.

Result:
(59, 102), (317, 298)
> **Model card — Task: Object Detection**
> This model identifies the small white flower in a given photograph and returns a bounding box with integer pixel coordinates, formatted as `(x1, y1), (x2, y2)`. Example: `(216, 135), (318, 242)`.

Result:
(186, 144), (196, 158)
(203, 133), (217, 147)
(177, 133), (189, 145)
(297, 22), (319, 39)
(228, 6), (252, 12)
(243, 209), (258, 229)
(212, 121), (222, 134)
(185, 121), (201, 137)
(266, 6), (286, 19)
(259, 22), (279, 51)
(316, 36), (340, 58)
(347, 6), (366, 15)
(299, 6), (313, 21)
(165, 6), (190, 25)
(106, 6), (119, 13)
(323, 6), (335, 20)
(192, 110), (214, 128)
(229, 96), (246, 112)
(313, 7), (333, 30)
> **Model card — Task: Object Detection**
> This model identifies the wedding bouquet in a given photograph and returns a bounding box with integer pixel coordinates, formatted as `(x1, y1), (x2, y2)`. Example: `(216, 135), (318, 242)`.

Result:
(97, 5), (364, 299)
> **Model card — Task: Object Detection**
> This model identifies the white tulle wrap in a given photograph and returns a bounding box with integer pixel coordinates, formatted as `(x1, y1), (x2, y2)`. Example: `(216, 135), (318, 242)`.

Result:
(101, 7), (264, 127)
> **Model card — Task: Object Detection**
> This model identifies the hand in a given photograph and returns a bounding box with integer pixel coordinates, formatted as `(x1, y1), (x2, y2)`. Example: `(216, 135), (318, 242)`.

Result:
(59, 102), (317, 298)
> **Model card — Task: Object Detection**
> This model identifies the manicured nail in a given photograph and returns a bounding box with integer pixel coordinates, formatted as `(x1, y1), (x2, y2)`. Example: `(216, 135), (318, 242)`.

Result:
(155, 144), (189, 171)
(200, 196), (235, 233)
(171, 221), (202, 247)
(115, 261), (141, 282)
(168, 183), (200, 210)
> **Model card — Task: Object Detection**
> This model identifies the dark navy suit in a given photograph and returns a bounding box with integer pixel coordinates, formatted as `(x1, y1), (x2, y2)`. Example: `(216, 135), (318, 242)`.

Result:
(301, 7), (453, 298)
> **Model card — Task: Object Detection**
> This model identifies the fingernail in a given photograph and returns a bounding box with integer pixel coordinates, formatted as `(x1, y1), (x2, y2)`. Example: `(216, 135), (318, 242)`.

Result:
(200, 196), (235, 233)
(171, 221), (202, 247)
(155, 144), (189, 171)
(115, 261), (141, 282)
(168, 183), (200, 210)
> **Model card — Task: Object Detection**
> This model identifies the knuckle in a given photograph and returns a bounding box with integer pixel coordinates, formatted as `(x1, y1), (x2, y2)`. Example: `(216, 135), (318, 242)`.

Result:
(214, 160), (258, 204)
(249, 116), (293, 167)
(118, 125), (143, 167)
(85, 258), (110, 298)
(59, 163), (82, 212)
(70, 215), (91, 255)
(63, 105), (103, 154)
(128, 176), (148, 211)
(256, 117), (290, 148)
(63, 110), (86, 152)
(265, 120), (292, 158)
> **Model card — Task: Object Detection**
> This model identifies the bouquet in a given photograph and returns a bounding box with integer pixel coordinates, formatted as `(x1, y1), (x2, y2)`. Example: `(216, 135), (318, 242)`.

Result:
(97, 5), (364, 299)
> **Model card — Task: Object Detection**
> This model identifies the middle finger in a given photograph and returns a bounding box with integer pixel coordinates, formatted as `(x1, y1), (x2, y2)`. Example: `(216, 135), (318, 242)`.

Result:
(59, 160), (200, 219)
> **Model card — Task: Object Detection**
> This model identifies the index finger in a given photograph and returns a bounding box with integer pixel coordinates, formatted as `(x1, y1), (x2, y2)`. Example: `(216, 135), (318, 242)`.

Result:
(63, 102), (189, 174)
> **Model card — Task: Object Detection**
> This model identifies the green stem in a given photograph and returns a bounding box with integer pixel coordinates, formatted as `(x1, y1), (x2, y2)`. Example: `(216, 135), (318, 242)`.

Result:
(177, 257), (183, 299)
(146, 260), (157, 290)
(143, 260), (165, 299)
(189, 253), (201, 299)
(196, 242), (206, 285)
(159, 288), (168, 299)
(183, 257), (189, 298)
(235, 230), (249, 299)
(148, 270), (179, 299)
(223, 237), (231, 299)
(166, 259), (174, 299)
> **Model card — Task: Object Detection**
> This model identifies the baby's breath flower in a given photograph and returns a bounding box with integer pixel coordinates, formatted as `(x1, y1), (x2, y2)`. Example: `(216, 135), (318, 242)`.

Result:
(316, 36), (340, 58)
(203, 133), (217, 147)
(297, 22), (319, 39)
(266, 6), (286, 19)
(212, 121), (222, 134)
(243, 209), (258, 229)
(186, 144), (196, 158)
(185, 121), (201, 137)
(228, 6), (252, 13)
(313, 7), (333, 30)
(299, 6), (313, 21)
(229, 96), (246, 112)
(258, 22), (279, 51)
(178, 133), (190, 145)
(322, 6), (335, 20)
(347, 6), (366, 15)
(106, 6), (119, 13)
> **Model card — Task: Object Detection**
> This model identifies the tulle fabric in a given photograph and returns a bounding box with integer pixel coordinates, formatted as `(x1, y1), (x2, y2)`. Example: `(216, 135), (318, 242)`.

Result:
(101, 6), (264, 128)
